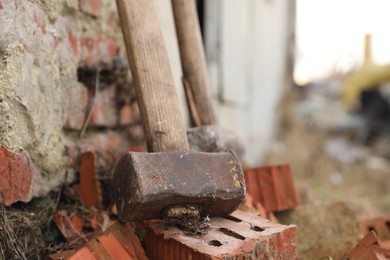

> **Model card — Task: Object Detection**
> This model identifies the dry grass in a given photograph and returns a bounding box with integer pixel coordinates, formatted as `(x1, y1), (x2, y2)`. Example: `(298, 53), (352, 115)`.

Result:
(0, 201), (45, 260)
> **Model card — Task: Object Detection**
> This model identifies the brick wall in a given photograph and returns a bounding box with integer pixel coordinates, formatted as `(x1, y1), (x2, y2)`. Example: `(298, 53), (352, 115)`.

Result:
(0, 0), (143, 205)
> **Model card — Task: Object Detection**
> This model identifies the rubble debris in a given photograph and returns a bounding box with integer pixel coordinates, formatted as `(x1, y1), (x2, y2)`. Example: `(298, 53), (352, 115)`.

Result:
(49, 222), (147, 260)
(275, 202), (362, 259)
(342, 231), (390, 260)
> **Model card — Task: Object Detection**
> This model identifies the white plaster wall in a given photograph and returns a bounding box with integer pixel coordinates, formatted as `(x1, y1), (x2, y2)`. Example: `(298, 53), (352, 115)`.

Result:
(205, 0), (292, 166)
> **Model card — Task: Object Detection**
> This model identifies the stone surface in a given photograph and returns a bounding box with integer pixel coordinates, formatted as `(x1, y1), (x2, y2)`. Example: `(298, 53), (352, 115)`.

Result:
(0, 0), (137, 204)
(276, 202), (362, 260)
(244, 164), (300, 213)
(144, 209), (297, 259)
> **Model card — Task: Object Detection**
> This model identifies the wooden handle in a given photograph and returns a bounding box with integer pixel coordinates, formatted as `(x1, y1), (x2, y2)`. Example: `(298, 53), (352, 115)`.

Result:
(171, 0), (216, 126)
(116, 0), (189, 152)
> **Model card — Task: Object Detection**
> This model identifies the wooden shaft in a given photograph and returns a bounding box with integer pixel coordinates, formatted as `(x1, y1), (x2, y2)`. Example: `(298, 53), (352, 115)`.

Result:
(171, 0), (216, 126)
(116, 0), (189, 152)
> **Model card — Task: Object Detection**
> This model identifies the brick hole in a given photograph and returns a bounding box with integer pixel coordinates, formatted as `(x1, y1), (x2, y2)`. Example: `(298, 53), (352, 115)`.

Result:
(386, 221), (390, 232)
(224, 215), (242, 223)
(250, 225), (265, 232)
(218, 228), (245, 240)
(207, 240), (222, 247)
(368, 226), (377, 234)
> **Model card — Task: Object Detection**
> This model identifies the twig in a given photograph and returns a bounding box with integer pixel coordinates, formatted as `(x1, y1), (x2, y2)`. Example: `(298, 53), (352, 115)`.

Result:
(79, 67), (101, 139)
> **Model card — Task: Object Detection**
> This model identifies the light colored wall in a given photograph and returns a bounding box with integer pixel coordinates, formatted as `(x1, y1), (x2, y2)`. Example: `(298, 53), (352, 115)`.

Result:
(205, 0), (294, 167)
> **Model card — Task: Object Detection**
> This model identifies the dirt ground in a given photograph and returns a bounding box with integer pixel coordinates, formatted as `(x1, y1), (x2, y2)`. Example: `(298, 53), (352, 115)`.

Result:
(264, 96), (390, 216)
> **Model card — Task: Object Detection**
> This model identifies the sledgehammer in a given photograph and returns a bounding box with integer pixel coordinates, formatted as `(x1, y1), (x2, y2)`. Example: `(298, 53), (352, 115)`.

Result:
(114, 0), (245, 231)
(171, 0), (245, 159)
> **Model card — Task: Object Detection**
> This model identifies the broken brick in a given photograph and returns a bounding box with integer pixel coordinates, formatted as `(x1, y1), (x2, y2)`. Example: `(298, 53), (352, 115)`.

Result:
(49, 222), (147, 260)
(361, 216), (390, 241)
(239, 194), (279, 223)
(53, 210), (83, 240)
(0, 147), (37, 206)
(244, 164), (300, 213)
(79, 0), (102, 17)
(73, 152), (102, 208)
(143, 209), (297, 259)
(343, 231), (390, 260)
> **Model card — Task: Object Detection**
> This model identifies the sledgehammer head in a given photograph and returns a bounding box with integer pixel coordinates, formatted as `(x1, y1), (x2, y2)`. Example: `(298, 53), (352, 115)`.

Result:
(113, 151), (245, 222)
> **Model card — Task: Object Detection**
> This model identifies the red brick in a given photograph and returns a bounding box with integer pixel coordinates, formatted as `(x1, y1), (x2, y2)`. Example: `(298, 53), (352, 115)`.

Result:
(361, 216), (390, 241)
(73, 152), (102, 208)
(126, 124), (145, 143)
(239, 194), (279, 223)
(89, 85), (118, 128)
(244, 164), (300, 213)
(143, 209), (297, 259)
(106, 10), (120, 28)
(55, 17), (80, 63)
(119, 102), (140, 126)
(128, 144), (146, 152)
(52, 210), (83, 240)
(49, 222), (147, 260)
(81, 131), (131, 164)
(62, 81), (88, 130)
(79, 0), (102, 17)
(343, 231), (390, 260)
(0, 147), (37, 206)
(80, 33), (119, 68)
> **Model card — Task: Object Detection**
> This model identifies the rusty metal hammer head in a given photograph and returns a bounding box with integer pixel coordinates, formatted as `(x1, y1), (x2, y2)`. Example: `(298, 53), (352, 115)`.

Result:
(113, 150), (245, 222)
(187, 125), (245, 160)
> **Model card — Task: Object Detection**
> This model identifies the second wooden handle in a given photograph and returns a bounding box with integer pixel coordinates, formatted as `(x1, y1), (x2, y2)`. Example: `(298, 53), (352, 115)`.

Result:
(172, 0), (216, 126)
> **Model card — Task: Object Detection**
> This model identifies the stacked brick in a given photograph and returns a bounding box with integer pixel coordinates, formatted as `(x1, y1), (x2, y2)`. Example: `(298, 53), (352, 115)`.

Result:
(143, 210), (297, 259)
(0, 0), (143, 206)
(243, 165), (300, 220)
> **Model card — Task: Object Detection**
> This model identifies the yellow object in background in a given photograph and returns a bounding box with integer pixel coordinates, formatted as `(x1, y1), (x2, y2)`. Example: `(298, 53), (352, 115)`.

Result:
(342, 34), (390, 109)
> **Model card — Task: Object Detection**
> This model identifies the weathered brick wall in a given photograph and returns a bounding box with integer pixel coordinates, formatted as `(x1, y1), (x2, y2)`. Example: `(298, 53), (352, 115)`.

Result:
(0, 0), (143, 205)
